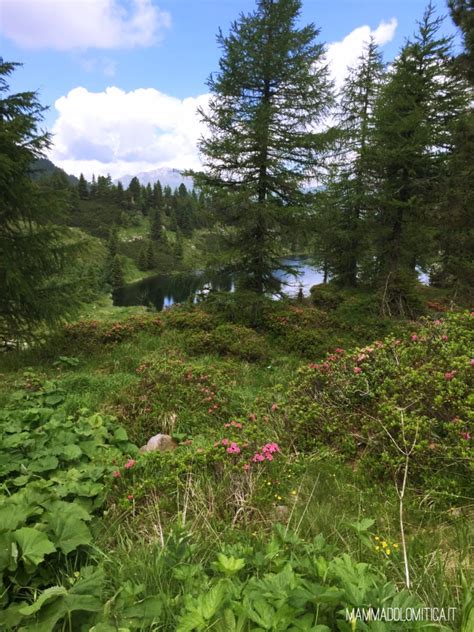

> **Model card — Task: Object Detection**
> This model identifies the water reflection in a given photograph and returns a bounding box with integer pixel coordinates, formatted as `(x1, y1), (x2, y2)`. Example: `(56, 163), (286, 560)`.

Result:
(113, 256), (325, 311)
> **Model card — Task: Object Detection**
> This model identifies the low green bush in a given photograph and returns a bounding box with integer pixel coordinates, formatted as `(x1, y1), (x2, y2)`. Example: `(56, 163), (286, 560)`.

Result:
(185, 323), (270, 362)
(60, 314), (163, 351)
(285, 311), (473, 501)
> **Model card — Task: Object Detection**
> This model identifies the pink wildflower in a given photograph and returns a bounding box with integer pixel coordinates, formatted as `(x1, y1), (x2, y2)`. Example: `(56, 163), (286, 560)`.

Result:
(470, 359), (474, 366)
(221, 438), (229, 446)
(434, 319), (442, 325)
(248, 413), (257, 421)
(127, 494), (134, 501)
(444, 371), (456, 381)
(113, 470), (121, 478)
(353, 366), (362, 374)
(243, 463), (250, 471)
(441, 335), (448, 341)
(265, 453), (273, 461)
(262, 442), (280, 454)
(227, 442), (241, 454)
(124, 459), (136, 469)
(252, 453), (265, 462)
(271, 403), (279, 412)
(335, 348), (345, 354)
(460, 432), (471, 440)
(411, 334), (418, 341)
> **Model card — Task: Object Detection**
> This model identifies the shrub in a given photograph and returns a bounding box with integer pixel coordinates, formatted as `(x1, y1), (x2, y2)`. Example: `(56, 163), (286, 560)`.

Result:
(185, 324), (270, 362)
(285, 311), (474, 500)
(60, 314), (163, 350)
(163, 306), (218, 331)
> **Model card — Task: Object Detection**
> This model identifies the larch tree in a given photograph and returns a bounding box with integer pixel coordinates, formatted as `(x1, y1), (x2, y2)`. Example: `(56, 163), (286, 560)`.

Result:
(192, 0), (333, 294)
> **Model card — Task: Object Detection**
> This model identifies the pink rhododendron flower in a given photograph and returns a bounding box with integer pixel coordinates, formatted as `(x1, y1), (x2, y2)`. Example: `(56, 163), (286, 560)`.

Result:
(227, 442), (241, 454)
(353, 366), (362, 374)
(252, 453), (265, 462)
(124, 459), (136, 469)
(411, 334), (418, 341)
(265, 453), (273, 461)
(444, 371), (456, 381)
(262, 442), (280, 454)
(113, 470), (121, 478)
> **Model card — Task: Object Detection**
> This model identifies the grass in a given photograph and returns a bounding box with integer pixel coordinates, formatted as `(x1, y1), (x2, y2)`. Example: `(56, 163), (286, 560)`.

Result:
(0, 296), (472, 630)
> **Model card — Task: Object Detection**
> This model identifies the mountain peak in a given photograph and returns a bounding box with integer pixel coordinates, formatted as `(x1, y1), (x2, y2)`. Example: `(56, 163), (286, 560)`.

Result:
(115, 167), (194, 190)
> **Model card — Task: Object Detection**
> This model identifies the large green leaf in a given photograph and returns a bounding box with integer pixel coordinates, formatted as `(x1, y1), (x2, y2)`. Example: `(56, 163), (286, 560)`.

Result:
(45, 511), (92, 554)
(14, 528), (56, 572)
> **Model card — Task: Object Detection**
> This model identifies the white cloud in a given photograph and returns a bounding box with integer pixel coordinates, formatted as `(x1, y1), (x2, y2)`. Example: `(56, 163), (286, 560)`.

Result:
(49, 86), (210, 179)
(47, 19), (398, 178)
(326, 18), (397, 88)
(0, 0), (171, 50)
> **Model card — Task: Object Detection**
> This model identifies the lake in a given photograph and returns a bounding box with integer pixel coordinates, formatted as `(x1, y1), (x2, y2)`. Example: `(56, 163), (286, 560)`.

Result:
(113, 256), (325, 311)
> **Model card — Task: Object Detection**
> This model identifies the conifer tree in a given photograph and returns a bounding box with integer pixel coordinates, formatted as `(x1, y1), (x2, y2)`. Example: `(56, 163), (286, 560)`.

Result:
(0, 60), (83, 343)
(192, 0), (333, 294)
(146, 241), (156, 270)
(109, 255), (125, 289)
(149, 208), (163, 242)
(78, 173), (88, 199)
(153, 181), (163, 208)
(330, 39), (385, 286)
(369, 5), (465, 313)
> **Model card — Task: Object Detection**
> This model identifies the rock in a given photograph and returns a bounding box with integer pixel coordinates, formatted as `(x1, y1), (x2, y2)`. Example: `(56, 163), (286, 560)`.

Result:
(139, 433), (177, 454)
(273, 505), (290, 523)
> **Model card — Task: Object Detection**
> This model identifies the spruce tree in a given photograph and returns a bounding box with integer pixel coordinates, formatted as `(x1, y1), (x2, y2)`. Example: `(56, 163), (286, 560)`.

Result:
(0, 60), (82, 343)
(149, 208), (163, 241)
(192, 0), (333, 294)
(369, 5), (464, 313)
(109, 255), (125, 289)
(153, 181), (163, 208)
(330, 39), (385, 287)
(78, 173), (88, 199)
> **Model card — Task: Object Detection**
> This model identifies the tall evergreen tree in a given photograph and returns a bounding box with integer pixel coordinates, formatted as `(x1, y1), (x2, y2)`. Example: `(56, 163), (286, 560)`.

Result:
(149, 208), (163, 242)
(153, 180), (163, 208)
(448, 0), (474, 83)
(329, 39), (385, 286)
(369, 5), (464, 313)
(192, 0), (333, 294)
(0, 61), (83, 343)
(127, 176), (141, 205)
(109, 255), (125, 289)
(78, 173), (88, 199)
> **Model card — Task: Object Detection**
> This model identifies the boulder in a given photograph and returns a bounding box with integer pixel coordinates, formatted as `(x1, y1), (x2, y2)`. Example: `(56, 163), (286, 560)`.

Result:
(139, 433), (177, 454)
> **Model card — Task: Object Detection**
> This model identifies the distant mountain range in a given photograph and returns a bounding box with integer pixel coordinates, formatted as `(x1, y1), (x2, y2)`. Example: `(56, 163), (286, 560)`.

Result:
(115, 168), (194, 190)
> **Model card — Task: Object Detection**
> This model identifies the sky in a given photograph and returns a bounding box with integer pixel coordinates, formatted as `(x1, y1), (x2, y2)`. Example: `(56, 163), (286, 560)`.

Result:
(0, 0), (458, 180)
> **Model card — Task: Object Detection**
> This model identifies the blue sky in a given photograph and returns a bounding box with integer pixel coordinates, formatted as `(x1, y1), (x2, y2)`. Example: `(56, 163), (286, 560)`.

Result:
(0, 0), (457, 179)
